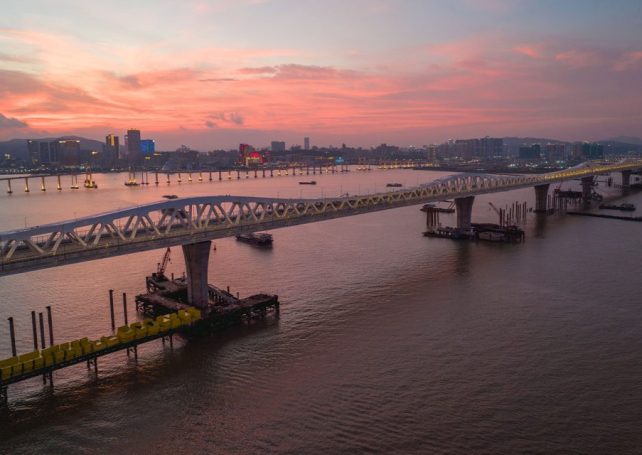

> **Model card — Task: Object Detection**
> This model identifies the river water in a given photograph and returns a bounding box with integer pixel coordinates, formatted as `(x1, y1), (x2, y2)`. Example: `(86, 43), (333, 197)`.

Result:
(0, 168), (641, 454)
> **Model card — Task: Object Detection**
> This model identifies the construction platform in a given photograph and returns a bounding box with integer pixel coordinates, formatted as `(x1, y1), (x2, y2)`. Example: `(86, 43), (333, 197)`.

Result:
(136, 273), (279, 332)
(424, 223), (525, 243)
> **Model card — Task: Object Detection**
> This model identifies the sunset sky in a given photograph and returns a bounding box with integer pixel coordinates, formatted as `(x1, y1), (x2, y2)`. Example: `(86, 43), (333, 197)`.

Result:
(1, 0), (641, 149)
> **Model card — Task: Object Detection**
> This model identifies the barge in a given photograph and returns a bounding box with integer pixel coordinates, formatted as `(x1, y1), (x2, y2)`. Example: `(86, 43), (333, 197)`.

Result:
(236, 232), (273, 247)
(598, 203), (635, 211)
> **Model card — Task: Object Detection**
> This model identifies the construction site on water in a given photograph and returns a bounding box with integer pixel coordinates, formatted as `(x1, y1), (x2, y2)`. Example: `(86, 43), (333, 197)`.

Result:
(0, 246), (279, 408)
(420, 172), (641, 243)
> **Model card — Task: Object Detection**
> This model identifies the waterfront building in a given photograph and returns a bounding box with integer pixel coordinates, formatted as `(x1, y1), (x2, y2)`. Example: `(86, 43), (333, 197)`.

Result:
(125, 129), (142, 163)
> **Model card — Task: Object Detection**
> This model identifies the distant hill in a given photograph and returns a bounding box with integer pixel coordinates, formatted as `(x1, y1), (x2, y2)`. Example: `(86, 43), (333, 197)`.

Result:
(603, 136), (642, 146)
(0, 136), (104, 161)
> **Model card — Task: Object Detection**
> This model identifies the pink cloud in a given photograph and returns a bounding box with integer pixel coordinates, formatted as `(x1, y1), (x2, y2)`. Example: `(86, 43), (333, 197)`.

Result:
(613, 51), (642, 71)
(554, 50), (602, 68)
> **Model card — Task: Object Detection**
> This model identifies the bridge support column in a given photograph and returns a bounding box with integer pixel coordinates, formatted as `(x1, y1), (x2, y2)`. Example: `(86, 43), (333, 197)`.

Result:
(621, 170), (632, 187)
(534, 184), (550, 213)
(455, 196), (475, 230)
(182, 241), (211, 309)
(581, 176), (594, 201)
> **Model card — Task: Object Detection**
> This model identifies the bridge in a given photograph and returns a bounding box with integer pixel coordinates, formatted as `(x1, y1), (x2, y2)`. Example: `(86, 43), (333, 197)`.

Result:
(1, 159), (641, 306)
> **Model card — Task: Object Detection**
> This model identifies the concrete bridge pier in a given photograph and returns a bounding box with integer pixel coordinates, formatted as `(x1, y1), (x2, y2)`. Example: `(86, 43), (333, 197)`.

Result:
(182, 241), (211, 309)
(534, 184), (550, 213)
(581, 176), (594, 201)
(621, 170), (632, 187)
(455, 196), (475, 229)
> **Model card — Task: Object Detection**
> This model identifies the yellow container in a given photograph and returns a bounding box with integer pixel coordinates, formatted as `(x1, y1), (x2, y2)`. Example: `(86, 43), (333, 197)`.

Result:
(143, 319), (160, 336)
(157, 316), (172, 333)
(187, 307), (202, 321)
(64, 349), (76, 361)
(54, 351), (65, 363)
(101, 336), (119, 348)
(1, 366), (11, 380)
(33, 357), (44, 370)
(92, 341), (106, 352)
(130, 322), (147, 339)
(117, 327), (135, 343)
(22, 361), (33, 373)
(178, 310), (192, 325)
(0, 357), (19, 369)
(43, 354), (54, 367)
(170, 314), (182, 329)
(12, 363), (23, 376)
(19, 351), (40, 362)
(81, 339), (94, 355)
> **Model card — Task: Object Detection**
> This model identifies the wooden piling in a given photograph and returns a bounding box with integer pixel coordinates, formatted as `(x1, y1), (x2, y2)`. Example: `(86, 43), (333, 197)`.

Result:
(31, 311), (38, 351)
(46, 305), (54, 346)
(109, 289), (115, 331)
(122, 292), (128, 325)
(8, 317), (16, 357)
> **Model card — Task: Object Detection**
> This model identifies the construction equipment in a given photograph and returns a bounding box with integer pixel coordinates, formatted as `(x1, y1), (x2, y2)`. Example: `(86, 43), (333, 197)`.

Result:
(488, 202), (505, 225)
(157, 248), (171, 277)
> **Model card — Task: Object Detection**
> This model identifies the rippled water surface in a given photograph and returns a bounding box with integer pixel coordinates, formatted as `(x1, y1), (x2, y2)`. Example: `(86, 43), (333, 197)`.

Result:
(0, 169), (641, 454)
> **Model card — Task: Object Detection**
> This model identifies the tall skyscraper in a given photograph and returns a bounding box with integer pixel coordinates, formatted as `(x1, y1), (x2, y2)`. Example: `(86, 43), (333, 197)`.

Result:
(304, 137), (310, 150)
(105, 134), (120, 161)
(125, 129), (141, 163)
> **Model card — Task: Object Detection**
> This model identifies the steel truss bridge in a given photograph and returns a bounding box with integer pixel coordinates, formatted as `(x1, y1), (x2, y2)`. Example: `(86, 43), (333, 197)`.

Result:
(1, 159), (641, 276)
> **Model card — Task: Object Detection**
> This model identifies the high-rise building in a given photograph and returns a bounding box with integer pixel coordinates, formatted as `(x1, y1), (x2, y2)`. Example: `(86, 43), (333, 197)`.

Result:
(271, 141), (286, 152)
(125, 129), (141, 163)
(304, 137), (310, 150)
(105, 134), (120, 161)
(59, 139), (80, 165)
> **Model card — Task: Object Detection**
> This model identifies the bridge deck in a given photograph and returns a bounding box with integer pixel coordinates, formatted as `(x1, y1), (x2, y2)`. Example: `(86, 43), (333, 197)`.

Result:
(0, 159), (640, 276)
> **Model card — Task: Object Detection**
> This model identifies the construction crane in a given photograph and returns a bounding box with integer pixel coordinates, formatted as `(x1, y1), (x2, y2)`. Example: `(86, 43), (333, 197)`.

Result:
(488, 202), (504, 225)
(157, 247), (171, 277)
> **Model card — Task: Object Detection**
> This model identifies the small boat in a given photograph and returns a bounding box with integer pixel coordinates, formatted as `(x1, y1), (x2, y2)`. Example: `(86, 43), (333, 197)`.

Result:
(386, 183), (403, 187)
(599, 203), (635, 211)
(162, 194), (178, 199)
(236, 232), (273, 247)
(299, 181), (317, 185)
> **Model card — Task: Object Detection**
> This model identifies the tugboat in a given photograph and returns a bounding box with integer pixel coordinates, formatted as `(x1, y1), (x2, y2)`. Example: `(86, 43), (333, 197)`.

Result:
(162, 194), (178, 199)
(299, 180), (317, 185)
(599, 202), (635, 211)
(386, 183), (403, 187)
(236, 232), (273, 247)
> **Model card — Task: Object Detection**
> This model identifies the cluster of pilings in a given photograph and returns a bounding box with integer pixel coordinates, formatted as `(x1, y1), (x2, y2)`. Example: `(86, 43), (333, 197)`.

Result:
(4, 306), (55, 390)
(497, 201), (528, 226)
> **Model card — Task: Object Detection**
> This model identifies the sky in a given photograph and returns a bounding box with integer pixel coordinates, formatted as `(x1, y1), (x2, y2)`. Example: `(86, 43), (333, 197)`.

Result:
(0, 0), (641, 150)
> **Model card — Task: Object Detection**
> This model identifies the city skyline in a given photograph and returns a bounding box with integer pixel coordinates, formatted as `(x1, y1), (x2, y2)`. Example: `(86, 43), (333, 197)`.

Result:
(1, 0), (642, 149)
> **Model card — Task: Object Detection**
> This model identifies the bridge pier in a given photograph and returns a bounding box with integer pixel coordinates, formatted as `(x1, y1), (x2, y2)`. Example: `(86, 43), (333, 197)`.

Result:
(581, 176), (594, 201)
(182, 241), (211, 309)
(534, 184), (550, 213)
(621, 170), (632, 187)
(455, 196), (475, 230)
